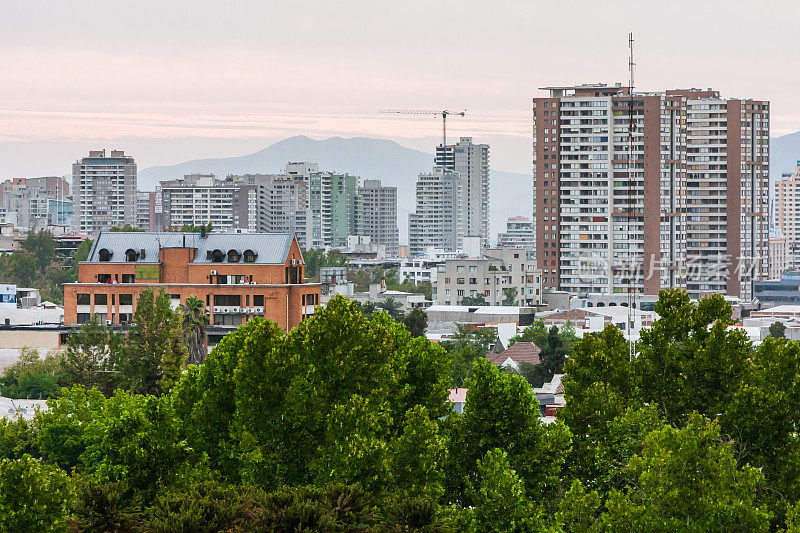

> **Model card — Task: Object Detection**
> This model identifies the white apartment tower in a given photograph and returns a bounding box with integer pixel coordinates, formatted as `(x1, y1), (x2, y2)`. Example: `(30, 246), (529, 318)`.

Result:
(435, 137), (490, 247)
(409, 167), (461, 255)
(73, 150), (137, 233)
(533, 84), (768, 300)
(357, 179), (399, 254)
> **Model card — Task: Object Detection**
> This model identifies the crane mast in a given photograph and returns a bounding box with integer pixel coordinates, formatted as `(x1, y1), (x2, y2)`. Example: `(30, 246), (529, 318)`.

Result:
(379, 109), (466, 146)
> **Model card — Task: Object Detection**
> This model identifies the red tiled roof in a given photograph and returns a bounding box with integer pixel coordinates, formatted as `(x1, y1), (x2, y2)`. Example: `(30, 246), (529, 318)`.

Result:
(486, 341), (541, 366)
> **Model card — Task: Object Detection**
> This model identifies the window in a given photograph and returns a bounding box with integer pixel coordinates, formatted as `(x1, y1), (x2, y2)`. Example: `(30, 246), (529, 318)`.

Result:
(253, 295), (264, 306)
(98, 249), (112, 262)
(125, 249), (139, 262)
(119, 294), (133, 306)
(214, 314), (242, 325)
(77, 313), (90, 324)
(231, 275), (247, 284)
(119, 313), (132, 324)
(121, 274), (135, 283)
(469, 278), (477, 284)
(77, 293), (90, 305)
(456, 278), (465, 285)
(227, 250), (241, 263)
(211, 249), (224, 263)
(469, 265), (477, 273)
(98, 274), (112, 283)
(94, 294), (107, 305)
(243, 249), (257, 263)
(456, 265), (465, 273)
(213, 294), (241, 306)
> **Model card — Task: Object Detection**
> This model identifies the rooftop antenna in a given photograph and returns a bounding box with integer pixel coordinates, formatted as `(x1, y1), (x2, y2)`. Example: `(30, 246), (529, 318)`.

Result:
(627, 32), (637, 362)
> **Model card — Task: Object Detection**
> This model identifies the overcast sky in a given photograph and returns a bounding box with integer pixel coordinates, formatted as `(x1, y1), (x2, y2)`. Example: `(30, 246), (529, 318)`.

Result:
(1, 0), (798, 176)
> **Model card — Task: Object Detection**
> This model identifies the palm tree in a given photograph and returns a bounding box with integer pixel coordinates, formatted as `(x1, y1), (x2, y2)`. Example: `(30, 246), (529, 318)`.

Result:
(179, 296), (210, 365)
(377, 297), (404, 320)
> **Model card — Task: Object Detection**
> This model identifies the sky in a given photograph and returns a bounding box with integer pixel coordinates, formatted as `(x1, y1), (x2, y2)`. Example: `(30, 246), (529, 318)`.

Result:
(1, 0), (799, 176)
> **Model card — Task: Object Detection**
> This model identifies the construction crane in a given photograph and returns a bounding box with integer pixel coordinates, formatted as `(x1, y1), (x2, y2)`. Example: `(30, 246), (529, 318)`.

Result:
(379, 109), (466, 146)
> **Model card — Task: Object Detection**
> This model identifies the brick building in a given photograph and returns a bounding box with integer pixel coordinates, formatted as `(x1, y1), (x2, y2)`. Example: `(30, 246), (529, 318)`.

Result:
(64, 231), (320, 331)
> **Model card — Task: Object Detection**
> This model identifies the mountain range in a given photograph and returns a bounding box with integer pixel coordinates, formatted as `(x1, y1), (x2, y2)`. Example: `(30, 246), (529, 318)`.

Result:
(138, 136), (533, 242)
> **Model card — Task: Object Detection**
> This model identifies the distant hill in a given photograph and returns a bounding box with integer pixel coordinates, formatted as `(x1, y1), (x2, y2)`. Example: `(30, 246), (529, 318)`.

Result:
(139, 135), (532, 242)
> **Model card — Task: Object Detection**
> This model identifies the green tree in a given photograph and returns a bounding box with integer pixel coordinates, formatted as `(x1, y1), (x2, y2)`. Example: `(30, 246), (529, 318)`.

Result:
(110, 225), (145, 232)
(81, 391), (189, 500)
(179, 296), (210, 365)
(116, 288), (187, 395)
(560, 325), (636, 490)
(0, 455), (72, 532)
(598, 415), (772, 532)
(502, 287), (518, 306)
(62, 314), (122, 394)
(402, 308), (428, 338)
(377, 297), (404, 320)
(461, 294), (488, 306)
(21, 229), (57, 278)
(448, 358), (571, 508)
(471, 449), (539, 532)
(522, 325), (568, 388)
(389, 405), (447, 501)
(0, 347), (67, 399)
(635, 290), (752, 425)
(770, 321), (787, 338)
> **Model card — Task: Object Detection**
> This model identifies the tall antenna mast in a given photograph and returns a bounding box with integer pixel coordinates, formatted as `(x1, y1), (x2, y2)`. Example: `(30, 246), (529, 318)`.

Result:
(627, 32), (637, 361)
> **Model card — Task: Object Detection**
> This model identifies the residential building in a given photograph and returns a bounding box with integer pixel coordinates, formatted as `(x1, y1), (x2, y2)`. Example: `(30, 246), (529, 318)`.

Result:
(63, 231), (319, 331)
(497, 216), (535, 248)
(329, 173), (359, 248)
(0, 177), (72, 229)
(73, 150), (137, 234)
(434, 247), (542, 307)
(486, 342), (541, 371)
(425, 304), (537, 327)
(775, 163), (800, 270)
(770, 232), (790, 280)
(409, 167), (461, 255)
(159, 174), (258, 232)
(435, 137), (490, 247)
(357, 179), (399, 254)
(533, 84), (769, 300)
(230, 173), (312, 248)
(135, 191), (162, 231)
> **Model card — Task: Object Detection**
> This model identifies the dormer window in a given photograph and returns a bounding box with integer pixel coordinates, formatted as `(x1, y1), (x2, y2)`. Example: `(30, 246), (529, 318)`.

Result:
(227, 250), (241, 263)
(211, 249), (224, 263)
(98, 249), (112, 262)
(243, 249), (257, 263)
(125, 249), (139, 262)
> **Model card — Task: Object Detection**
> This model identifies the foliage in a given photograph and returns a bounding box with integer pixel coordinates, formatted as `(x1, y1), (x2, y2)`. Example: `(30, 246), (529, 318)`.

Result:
(304, 248), (348, 280)
(770, 321), (787, 338)
(179, 295), (210, 365)
(447, 358), (571, 508)
(502, 286), (519, 306)
(440, 324), (499, 387)
(67, 477), (142, 533)
(109, 225), (145, 232)
(0, 229), (88, 303)
(470, 449), (539, 532)
(377, 297), (404, 319)
(0, 454), (72, 532)
(115, 288), (187, 395)
(598, 415), (772, 532)
(403, 307), (428, 338)
(0, 346), (68, 399)
(0, 416), (38, 462)
(460, 293), (488, 306)
(62, 314), (122, 395)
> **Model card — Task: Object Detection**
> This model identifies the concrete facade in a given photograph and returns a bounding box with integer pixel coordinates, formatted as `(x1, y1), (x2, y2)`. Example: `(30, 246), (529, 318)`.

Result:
(73, 150), (137, 233)
(409, 167), (460, 255)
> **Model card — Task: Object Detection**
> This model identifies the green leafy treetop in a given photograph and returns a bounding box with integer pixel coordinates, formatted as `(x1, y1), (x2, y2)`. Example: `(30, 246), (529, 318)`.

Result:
(115, 288), (187, 395)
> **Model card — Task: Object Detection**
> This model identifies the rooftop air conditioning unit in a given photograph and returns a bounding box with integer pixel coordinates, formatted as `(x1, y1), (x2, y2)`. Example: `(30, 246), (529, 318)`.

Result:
(213, 307), (220, 313)
(106, 320), (112, 325)
(250, 281), (257, 284)
(210, 270), (217, 276)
